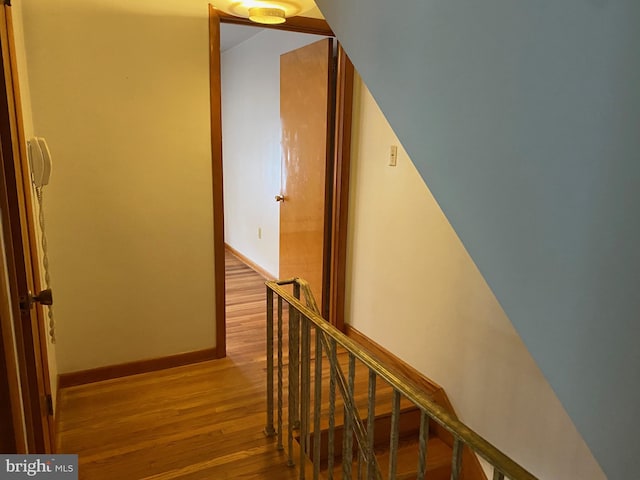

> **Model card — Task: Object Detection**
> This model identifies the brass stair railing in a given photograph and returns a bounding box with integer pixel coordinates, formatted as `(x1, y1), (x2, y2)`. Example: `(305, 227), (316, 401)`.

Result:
(265, 278), (539, 480)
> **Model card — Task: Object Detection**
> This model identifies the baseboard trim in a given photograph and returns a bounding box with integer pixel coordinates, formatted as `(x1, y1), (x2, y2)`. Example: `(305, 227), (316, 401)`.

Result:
(344, 325), (447, 401)
(225, 243), (276, 280)
(58, 348), (217, 388)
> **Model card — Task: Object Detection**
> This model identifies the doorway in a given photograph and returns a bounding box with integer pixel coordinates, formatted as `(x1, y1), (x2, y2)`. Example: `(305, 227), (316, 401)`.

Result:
(0, 3), (54, 453)
(209, 8), (354, 358)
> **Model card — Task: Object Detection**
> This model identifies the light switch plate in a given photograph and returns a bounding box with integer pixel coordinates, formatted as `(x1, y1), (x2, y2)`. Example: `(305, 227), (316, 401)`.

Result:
(389, 145), (398, 166)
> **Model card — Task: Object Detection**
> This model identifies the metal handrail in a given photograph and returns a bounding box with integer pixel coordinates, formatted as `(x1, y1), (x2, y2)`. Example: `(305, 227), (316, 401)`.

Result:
(265, 278), (538, 480)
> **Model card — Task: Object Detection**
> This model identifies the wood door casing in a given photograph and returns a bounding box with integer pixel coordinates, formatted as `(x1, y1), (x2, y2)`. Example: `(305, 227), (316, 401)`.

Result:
(208, 6), (226, 359)
(0, 4), (53, 452)
(327, 45), (354, 331)
(279, 39), (332, 306)
(210, 15), (352, 352)
(0, 128), (28, 454)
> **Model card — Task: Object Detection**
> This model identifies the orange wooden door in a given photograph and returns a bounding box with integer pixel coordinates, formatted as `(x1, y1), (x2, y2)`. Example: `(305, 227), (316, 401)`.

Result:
(279, 39), (333, 308)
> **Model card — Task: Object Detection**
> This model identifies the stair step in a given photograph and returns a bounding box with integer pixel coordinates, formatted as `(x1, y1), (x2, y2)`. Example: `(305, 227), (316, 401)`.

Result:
(305, 346), (438, 428)
(322, 437), (452, 480)
(378, 437), (452, 480)
(272, 325), (481, 479)
(304, 406), (432, 465)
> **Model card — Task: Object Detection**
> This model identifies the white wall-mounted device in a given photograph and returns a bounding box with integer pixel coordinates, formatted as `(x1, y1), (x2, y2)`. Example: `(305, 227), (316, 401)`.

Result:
(28, 137), (52, 187)
(27, 136), (56, 343)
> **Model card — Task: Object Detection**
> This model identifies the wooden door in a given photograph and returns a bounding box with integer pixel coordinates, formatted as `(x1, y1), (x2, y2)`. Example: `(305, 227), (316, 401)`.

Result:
(0, 4), (54, 452)
(279, 39), (333, 308)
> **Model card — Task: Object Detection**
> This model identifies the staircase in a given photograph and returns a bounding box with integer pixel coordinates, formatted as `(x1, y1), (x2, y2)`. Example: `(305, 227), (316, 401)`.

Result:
(300, 348), (459, 479)
(265, 278), (537, 480)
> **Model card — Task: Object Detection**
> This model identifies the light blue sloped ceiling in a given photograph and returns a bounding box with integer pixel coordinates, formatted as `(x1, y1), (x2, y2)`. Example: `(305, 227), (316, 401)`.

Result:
(315, 0), (640, 477)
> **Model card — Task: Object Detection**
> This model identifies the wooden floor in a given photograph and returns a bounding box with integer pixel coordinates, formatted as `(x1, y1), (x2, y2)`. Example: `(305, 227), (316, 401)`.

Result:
(56, 251), (298, 479)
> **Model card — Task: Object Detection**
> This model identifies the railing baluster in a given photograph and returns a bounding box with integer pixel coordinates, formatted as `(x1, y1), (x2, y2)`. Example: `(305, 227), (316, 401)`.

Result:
(267, 280), (540, 480)
(287, 299), (296, 467)
(313, 329), (322, 480)
(327, 337), (337, 480)
(343, 353), (356, 478)
(450, 439), (463, 480)
(277, 295), (284, 449)
(366, 369), (376, 480)
(265, 287), (275, 437)
(348, 354), (356, 401)
(321, 330), (382, 480)
(300, 316), (311, 479)
(292, 283), (301, 430)
(416, 410), (429, 480)
(388, 389), (401, 479)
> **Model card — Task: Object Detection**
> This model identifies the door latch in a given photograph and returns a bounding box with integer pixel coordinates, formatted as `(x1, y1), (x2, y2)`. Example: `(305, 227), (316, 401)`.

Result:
(19, 288), (53, 312)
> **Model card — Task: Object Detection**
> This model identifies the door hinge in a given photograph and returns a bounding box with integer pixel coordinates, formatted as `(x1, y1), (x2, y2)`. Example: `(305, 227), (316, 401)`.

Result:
(45, 394), (53, 416)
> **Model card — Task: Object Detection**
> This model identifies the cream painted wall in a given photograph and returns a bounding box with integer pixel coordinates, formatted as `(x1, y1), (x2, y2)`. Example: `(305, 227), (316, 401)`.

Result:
(346, 75), (605, 479)
(11, 2), (58, 407)
(221, 28), (324, 276)
(20, 0), (215, 373)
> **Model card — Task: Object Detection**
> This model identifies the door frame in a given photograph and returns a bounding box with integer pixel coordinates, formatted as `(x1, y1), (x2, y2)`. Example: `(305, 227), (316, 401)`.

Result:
(209, 6), (353, 358)
(0, 4), (54, 453)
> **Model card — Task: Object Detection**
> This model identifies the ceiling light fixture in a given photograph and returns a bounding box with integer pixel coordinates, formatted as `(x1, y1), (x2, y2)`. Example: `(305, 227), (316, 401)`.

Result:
(248, 7), (286, 24)
(213, 1), (319, 25)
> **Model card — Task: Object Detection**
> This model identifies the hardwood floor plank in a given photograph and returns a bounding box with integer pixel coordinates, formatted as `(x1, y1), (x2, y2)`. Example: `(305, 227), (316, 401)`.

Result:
(57, 252), (291, 479)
